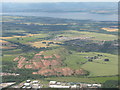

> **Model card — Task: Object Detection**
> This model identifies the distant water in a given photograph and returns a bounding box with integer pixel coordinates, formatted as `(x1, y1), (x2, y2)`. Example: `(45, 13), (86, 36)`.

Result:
(2, 12), (118, 21)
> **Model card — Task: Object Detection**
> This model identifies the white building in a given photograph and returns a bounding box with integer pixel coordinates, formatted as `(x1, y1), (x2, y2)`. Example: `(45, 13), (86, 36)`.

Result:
(32, 80), (39, 84)
(49, 81), (57, 85)
(26, 80), (31, 83)
(23, 83), (30, 86)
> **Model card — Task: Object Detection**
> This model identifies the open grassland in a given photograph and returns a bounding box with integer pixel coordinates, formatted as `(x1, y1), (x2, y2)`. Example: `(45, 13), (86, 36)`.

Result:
(82, 62), (118, 76)
(2, 55), (17, 61)
(89, 76), (118, 83)
(2, 49), (25, 61)
(81, 53), (118, 77)
(64, 52), (118, 76)
(42, 48), (69, 57)
(64, 52), (87, 69)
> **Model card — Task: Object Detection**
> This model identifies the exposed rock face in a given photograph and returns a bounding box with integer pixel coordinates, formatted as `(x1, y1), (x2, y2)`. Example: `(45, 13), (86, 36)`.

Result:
(32, 62), (44, 69)
(53, 54), (60, 58)
(13, 52), (61, 69)
(35, 53), (42, 56)
(34, 67), (85, 76)
(14, 56), (26, 69)
(75, 69), (85, 75)
(44, 56), (52, 59)
(13, 56), (19, 61)
(37, 68), (54, 76)
(25, 64), (33, 69)
(13, 51), (86, 76)
(53, 67), (74, 76)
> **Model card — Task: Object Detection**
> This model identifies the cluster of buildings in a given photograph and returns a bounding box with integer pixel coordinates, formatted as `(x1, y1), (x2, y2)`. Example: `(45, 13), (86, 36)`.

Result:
(21, 80), (42, 89)
(54, 36), (92, 41)
(0, 72), (20, 76)
(1, 80), (102, 89)
(0, 82), (16, 89)
(49, 81), (101, 88)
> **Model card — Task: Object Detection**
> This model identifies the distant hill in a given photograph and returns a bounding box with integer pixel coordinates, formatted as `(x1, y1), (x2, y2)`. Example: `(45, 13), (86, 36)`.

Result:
(2, 2), (118, 13)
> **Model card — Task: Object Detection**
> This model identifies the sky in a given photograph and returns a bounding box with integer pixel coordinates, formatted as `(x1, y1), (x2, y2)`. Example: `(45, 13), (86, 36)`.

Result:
(0, 0), (119, 2)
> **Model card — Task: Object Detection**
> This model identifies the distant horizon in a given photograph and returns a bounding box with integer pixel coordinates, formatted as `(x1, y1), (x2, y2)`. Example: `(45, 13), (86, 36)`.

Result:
(1, 2), (118, 3)
(0, 0), (119, 3)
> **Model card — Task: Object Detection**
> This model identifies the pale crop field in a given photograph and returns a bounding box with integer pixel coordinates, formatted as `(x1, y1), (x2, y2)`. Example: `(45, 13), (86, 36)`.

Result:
(59, 30), (117, 41)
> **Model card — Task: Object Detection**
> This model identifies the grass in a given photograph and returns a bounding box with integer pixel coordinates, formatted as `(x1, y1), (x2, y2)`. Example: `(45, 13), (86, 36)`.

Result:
(82, 62), (118, 77)
(89, 76), (118, 83)
(64, 52), (118, 76)
(64, 51), (88, 69)
(43, 48), (68, 56)
(2, 55), (17, 61)
(80, 53), (118, 76)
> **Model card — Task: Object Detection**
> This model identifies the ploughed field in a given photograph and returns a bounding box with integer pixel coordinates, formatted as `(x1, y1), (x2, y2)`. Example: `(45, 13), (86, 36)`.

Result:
(1, 16), (118, 85)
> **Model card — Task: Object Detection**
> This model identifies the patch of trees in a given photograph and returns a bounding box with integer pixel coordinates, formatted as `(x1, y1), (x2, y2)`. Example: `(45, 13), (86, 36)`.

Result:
(64, 39), (118, 55)
(6, 41), (43, 52)
(2, 61), (17, 73)
(2, 74), (45, 84)
(88, 59), (93, 62)
(2, 68), (45, 83)
(104, 59), (109, 61)
(102, 80), (119, 88)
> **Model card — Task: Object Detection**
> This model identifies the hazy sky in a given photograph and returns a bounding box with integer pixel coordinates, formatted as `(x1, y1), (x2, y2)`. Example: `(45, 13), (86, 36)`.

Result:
(0, 0), (119, 2)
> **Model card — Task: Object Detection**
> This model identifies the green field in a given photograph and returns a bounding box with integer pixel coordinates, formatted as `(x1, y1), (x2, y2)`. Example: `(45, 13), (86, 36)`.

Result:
(82, 62), (118, 76)
(64, 52), (87, 69)
(64, 52), (118, 76)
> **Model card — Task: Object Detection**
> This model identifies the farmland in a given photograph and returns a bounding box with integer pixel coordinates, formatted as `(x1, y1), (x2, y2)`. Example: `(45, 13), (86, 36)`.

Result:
(1, 15), (119, 88)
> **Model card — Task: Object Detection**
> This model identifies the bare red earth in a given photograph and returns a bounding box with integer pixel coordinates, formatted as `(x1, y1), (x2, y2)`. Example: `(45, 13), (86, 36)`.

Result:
(13, 51), (85, 76)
